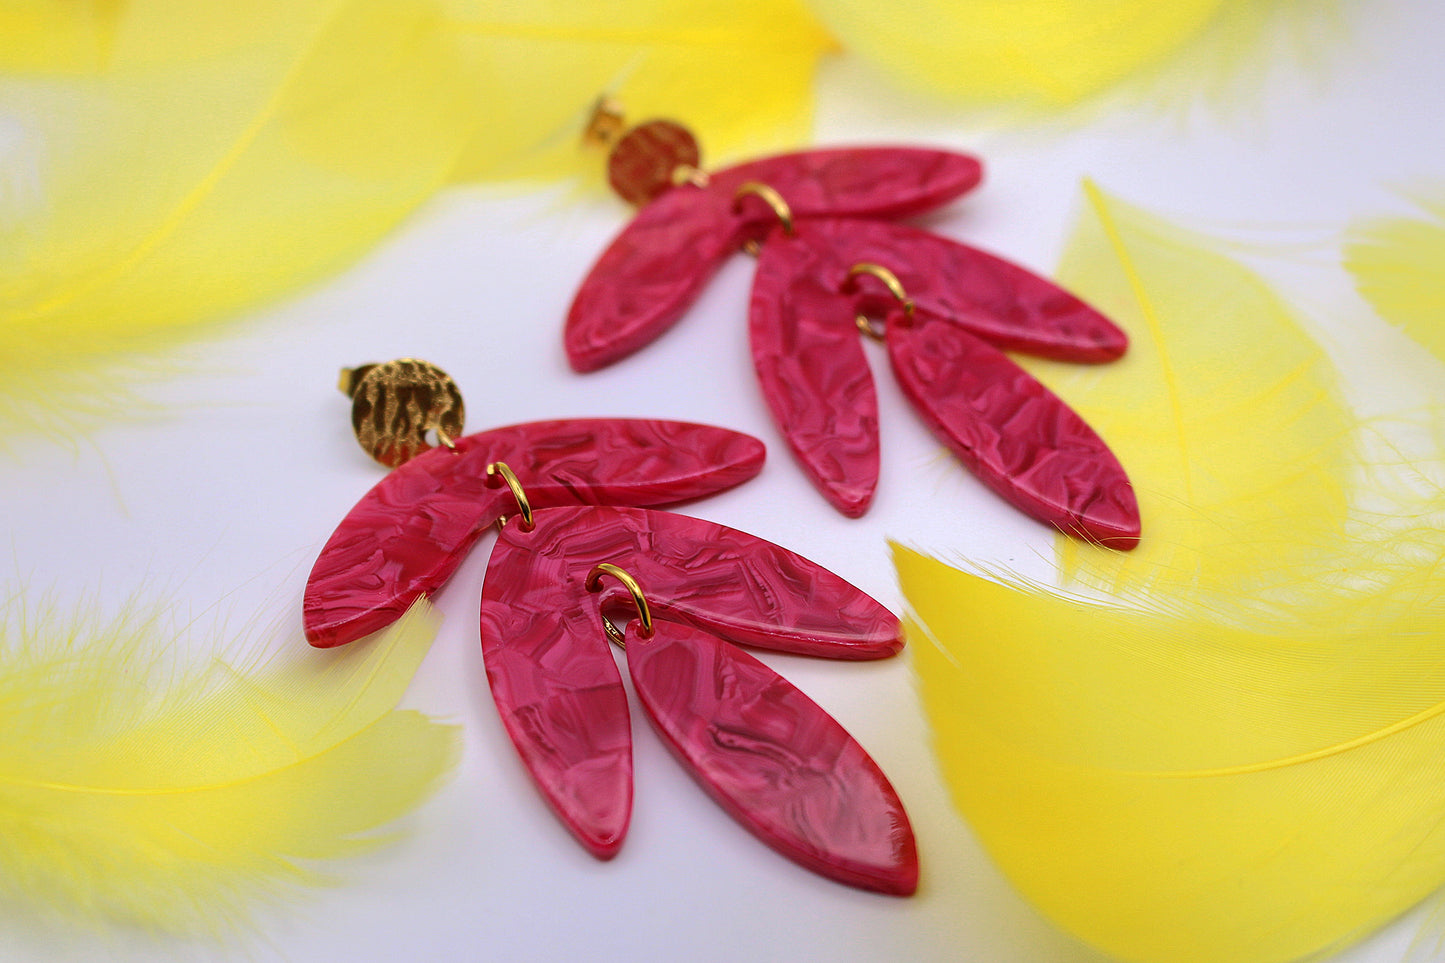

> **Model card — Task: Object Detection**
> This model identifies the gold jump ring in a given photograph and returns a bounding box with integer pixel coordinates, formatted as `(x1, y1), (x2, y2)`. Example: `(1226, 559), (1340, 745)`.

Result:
(733, 181), (795, 242)
(846, 262), (915, 340)
(486, 461), (535, 532)
(585, 562), (654, 646)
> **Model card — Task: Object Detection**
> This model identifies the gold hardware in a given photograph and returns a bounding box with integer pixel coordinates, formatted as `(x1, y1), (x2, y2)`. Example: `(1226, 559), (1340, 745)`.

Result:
(670, 164), (711, 189)
(340, 359), (465, 468)
(733, 181), (794, 255)
(583, 96), (627, 148)
(486, 461), (535, 533)
(585, 562), (654, 647)
(846, 262), (915, 340)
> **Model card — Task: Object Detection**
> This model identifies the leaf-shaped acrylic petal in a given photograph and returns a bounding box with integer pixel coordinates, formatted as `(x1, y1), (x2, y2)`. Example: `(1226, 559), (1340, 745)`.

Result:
(479, 535), (632, 860)
(626, 619), (917, 895)
(565, 148), (982, 372)
(565, 186), (745, 373)
(888, 310), (1140, 547)
(750, 227), (881, 517)
(803, 218), (1127, 362)
(493, 505), (902, 659)
(304, 420), (764, 648)
(711, 147), (983, 223)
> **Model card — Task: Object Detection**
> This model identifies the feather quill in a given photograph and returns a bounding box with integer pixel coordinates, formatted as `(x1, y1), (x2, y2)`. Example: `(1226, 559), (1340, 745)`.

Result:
(0, 596), (457, 933)
(1345, 188), (1445, 364)
(899, 186), (1445, 963)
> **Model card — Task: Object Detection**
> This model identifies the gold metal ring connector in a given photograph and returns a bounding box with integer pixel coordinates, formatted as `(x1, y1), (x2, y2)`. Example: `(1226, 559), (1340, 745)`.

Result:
(585, 562), (654, 647)
(846, 262), (915, 341)
(486, 461), (535, 532)
(734, 181), (794, 255)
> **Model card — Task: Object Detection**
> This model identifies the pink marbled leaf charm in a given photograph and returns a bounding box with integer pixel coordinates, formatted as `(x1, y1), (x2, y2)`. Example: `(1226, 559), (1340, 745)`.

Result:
(708, 147), (982, 225)
(811, 217), (1127, 363)
(566, 187), (745, 374)
(886, 309), (1141, 548)
(479, 503), (901, 860)
(750, 227), (881, 517)
(480, 530), (632, 859)
(304, 420), (765, 648)
(566, 148), (982, 373)
(488, 505), (901, 661)
(626, 619), (918, 895)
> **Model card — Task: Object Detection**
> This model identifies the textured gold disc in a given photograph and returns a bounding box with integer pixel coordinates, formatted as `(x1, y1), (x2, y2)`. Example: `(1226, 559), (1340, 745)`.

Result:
(341, 359), (465, 468)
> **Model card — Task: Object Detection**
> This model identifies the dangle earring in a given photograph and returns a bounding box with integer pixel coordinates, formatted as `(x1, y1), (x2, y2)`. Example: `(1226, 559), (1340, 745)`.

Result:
(567, 104), (1140, 547)
(304, 359), (913, 890)
(479, 469), (914, 895)
(305, 358), (765, 648)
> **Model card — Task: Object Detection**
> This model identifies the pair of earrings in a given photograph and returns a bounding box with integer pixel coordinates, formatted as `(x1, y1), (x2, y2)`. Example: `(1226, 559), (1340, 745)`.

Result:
(307, 359), (918, 895)
(568, 108), (1141, 547)
(306, 112), (1142, 895)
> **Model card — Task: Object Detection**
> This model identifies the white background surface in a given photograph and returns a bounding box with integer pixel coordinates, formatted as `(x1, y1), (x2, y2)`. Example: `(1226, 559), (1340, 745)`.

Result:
(3, 2), (1444, 960)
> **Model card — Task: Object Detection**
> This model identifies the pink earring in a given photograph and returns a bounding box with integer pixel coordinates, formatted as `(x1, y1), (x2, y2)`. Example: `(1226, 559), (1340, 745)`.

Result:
(304, 359), (764, 648)
(479, 476), (915, 895)
(304, 360), (915, 893)
(566, 110), (1140, 547)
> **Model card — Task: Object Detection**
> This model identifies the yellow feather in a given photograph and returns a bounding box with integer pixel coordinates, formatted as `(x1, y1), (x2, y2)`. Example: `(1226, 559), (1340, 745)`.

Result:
(898, 547), (1445, 963)
(0, 596), (457, 933)
(439, 0), (835, 182)
(1345, 189), (1445, 363)
(898, 188), (1445, 962)
(0, 0), (477, 440)
(0, 0), (832, 440)
(0, 1), (120, 74)
(803, 0), (1338, 111)
(1027, 182), (1356, 606)
(806, 0), (1219, 106)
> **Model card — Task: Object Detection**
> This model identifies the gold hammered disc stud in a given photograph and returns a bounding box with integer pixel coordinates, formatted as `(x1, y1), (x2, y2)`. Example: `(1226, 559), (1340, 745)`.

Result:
(485, 461), (535, 533)
(339, 358), (466, 468)
(585, 563), (654, 647)
(846, 262), (915, 341)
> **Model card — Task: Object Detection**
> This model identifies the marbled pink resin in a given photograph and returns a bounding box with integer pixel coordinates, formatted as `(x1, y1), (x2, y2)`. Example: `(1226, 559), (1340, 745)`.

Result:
(566, 148), (982, 373)
(305, 420), (764, 647)
(627, 619), (918, 895)
(479, 505), (902, 860)
(785, 218), (1128, 363)
(888, 309), (1141, 548)
(747, 221), (1139, 539)
(750, 227), (881, 516)
(486, 505), (901, 660)
(479, 545), (633, 859)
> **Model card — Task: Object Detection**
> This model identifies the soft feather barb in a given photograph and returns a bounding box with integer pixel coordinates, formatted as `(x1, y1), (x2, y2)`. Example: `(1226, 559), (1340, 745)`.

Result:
(1345, 186), (1445, 364)
(0, 595), (458, 934)
(1031, 181), (1357, 609)
(898, 547), (1445, 963)
(802, 0), (1343, 114)
(900, 185), (1445, 963)
(0, 0), (831, 443)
